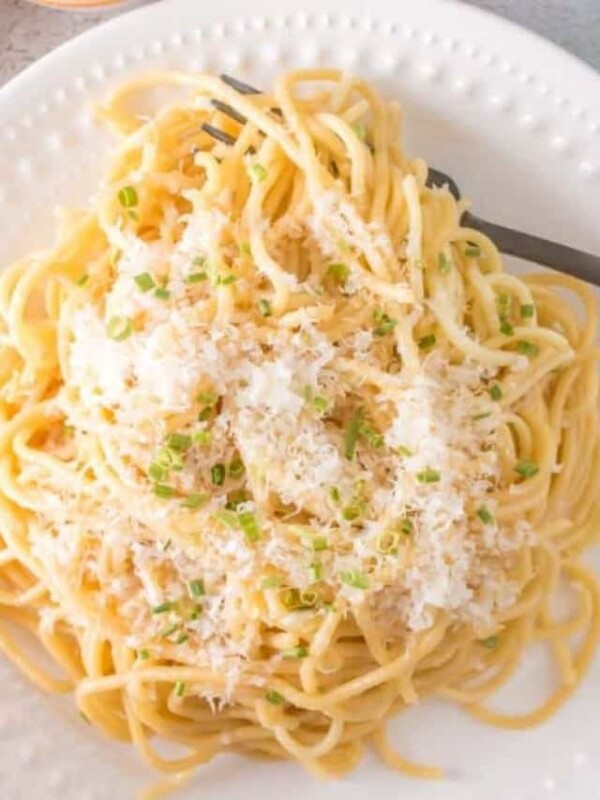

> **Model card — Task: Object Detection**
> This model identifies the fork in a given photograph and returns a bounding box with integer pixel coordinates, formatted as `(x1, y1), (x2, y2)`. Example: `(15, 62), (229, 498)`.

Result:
(203, 75), (600, 287)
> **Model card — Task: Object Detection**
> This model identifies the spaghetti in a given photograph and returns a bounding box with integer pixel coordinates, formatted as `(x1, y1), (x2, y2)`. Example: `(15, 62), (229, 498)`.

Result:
(0, 69), (599, 789)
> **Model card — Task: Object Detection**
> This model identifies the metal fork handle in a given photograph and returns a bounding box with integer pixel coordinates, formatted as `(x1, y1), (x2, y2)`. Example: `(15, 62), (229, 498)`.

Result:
(216, 75), (600, 285)
(463, 211), (600, 285)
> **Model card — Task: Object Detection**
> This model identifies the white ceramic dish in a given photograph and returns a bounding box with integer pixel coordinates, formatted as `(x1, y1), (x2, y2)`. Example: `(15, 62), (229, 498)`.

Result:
(0, 1), (599, 799)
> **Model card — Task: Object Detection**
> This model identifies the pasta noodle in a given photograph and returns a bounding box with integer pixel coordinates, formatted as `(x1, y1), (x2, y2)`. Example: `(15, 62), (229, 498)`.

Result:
(0, 69), (599, 793)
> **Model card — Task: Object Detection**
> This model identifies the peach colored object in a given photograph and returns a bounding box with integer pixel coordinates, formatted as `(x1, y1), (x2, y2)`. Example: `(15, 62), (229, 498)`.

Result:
(29, 0), (129, 8)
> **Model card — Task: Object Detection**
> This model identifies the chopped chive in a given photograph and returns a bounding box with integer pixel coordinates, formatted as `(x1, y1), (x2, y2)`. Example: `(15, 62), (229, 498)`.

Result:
(148, 462), (169, 482)
(181, 493), (206, 509)
(160, 623), (179, 638)
(198, 407), (213, 422)
(151, 602), (174, 614)
(416, 468), (441, 483)
(472, 411), (492, 420)
(228, 458), (245, 479)
(118, 185), (138, 208)
(438, 252), (451, 274)
(480, 635), (499, 649)
(312, 396), (328, 414)
(477, 505), (494, 524)
(175, 633), (189, 645)
(196, 391), (218, 406)
(397, 445), (413, 457)
(520, 303), (535, 318)
(489, 384), (503, 401)
(342, 505), (361, 522)
(174, 681), (186, 697)
(240, 241), (252, 256)
(516, 340), (540, 357)
(187, 579), (205, 598)
(351, 122), (367, 140)
(193, 256), (206, 267)
(496, 294), (511, 316)
(326, 262), (349, 284)
(515, 459), (540, 479)
(399, 517), (413, 535)
(213, 510), (239, 529)
(185, 272), (208, 284)
(418, 334), (436, 350)
(281, 646), (308, 659)
(238, 511), (262, 543)
(265, 690), (285, 705)
(280, 588), (300, 610)
(80, 711), (90, 724)
(464, 244), (481, 257)
(156, 447), (183, 471)
(329, 486), (341, 503)
(166, 433), (192, 452)
(257, 298), (272, 317)
(154, 484), (174, 499)
(250, 163), (267, 182)
(76, 273), (89, 287)
(373, 310), (397, 337)
(500, 319), (514, 336)
(308, 561), (323, 582)
(345, 407), (363, 461)
(161, 538), (172, 552)
(154, 287), (170, 300)
(134, 272), (155, 292)
(211, 463), (226, 486)
(137, 648), (150, 660)
(339, 570), (369, 590)
(189, 606), (202, 621)
(261, 576), (281, 589)
(219, 274), (238, 286)
(376, 531), (399, 554)
(360, 423), (384, 448)
(192, 430), (212, 446)
(106, 316), (133, 342)
(311, 536), (328, 552)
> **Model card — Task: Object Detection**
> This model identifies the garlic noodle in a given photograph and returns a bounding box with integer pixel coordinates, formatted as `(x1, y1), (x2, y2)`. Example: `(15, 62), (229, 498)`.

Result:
(0, 69), (599, 789)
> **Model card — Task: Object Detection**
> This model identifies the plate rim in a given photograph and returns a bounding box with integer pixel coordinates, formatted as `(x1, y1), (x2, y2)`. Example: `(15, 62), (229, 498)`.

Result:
(0, 0), (599, 125)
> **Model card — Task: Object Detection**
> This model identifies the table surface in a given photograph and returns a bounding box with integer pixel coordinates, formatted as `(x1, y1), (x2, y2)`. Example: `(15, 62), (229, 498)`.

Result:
(1, 0), (599, 86)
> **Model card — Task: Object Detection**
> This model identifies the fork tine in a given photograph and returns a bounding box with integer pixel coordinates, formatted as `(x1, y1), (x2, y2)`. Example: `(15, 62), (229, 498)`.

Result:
(201, 123), (237, 146)
(220, 74), (261, 95)
(211, 99), (247, 125)
(426, 167), (461, 200)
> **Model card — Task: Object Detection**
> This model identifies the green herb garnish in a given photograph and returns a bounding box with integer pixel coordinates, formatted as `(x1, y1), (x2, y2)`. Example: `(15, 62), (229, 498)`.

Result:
(258, 298), (272, 317)
(515, 459), (540, 479)
(489, 384), (503, 401)
(154, 484), (174, 499)
(181, 493), (206, 509)
(477, 505), (494, 524)
(118, 185), (138, 208)
(187, 579), (205, 598)
(418, 334), (436, 350)
(345, 407), (363, 460)
(281, 646), (309, 659)
(265, 690), (285, 705)
(416, 468), (441, 483)
(516, 340), (540, 357)
(211, 463), (226, 486)
(134, 272), (155, 292)
(339, 570), (369, 590)
(106, 316), (132, 342)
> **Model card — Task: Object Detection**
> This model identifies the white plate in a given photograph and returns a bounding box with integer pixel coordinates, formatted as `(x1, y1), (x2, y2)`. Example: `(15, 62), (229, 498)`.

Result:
(0, 2), (599, 799)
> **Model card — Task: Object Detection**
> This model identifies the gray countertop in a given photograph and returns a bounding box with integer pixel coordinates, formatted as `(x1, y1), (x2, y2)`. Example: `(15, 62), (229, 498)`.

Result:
(1, 0), (599, 86)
